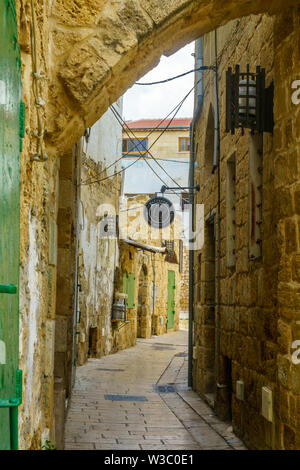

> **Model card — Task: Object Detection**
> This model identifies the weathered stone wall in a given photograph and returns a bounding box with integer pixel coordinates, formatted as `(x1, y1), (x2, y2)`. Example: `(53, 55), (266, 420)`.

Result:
(193, 7), (300, 450)
(77, 151), (122, 364)
(273, 7), (300, 451)
(17, 0), (60, 449)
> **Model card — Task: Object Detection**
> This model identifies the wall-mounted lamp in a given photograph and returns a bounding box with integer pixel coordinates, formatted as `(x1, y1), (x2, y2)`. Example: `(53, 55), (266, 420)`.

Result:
(226, 64), (274, 135)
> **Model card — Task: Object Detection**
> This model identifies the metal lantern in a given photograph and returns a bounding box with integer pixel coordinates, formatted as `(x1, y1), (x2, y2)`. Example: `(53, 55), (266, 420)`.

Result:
(226, 64), (274, 134)
(112, 293), (127, 322)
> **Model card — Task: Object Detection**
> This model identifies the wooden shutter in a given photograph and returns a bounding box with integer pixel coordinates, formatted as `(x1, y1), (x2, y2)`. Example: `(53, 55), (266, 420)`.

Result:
(123, 273), (135, 309)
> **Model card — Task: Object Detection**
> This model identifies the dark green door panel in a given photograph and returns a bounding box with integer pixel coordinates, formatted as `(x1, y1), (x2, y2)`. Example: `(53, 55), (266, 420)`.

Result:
(0, 0), (21, 450)
(167, 270), (175, 329)
(123, 273), (135, 309)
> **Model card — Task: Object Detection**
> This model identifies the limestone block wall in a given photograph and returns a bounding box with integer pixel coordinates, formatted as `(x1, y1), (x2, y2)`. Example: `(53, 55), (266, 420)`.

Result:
(193, 8), (300, 450)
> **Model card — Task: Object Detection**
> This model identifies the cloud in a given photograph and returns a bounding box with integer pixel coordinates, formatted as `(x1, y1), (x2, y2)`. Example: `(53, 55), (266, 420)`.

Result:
(123, 42), (195, 121)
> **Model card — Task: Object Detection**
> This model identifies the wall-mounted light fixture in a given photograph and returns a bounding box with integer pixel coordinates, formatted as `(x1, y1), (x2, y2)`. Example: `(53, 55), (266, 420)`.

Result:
(226, 64), (274, 135)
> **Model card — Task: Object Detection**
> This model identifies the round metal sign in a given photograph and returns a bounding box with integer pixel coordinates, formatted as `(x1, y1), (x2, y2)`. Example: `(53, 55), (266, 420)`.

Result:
(144, 196), (175, 229)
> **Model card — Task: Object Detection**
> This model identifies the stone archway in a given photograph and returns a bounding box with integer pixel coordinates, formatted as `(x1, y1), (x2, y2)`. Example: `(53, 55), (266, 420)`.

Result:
(46, 0), (297, 155)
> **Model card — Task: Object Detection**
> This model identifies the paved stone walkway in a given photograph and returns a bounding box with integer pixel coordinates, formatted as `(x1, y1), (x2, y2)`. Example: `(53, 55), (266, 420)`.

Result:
(64, 330), (247, 450)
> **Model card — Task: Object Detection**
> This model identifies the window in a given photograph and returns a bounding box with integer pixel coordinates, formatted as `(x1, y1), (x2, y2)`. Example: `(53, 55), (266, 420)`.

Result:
(122, 138), (148, 156)
(226, 153), (236, 267)
(178, 137), (190, 152)
(197, 254), (202, 302)
(164, 240), (178, 264)
(249, 134), (263, 259)
(179, 240), (183, 273)
(204, 104), (215, 177)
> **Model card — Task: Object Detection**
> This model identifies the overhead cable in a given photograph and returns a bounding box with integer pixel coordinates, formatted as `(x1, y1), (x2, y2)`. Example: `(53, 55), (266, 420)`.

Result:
(135, 66), (215, 86)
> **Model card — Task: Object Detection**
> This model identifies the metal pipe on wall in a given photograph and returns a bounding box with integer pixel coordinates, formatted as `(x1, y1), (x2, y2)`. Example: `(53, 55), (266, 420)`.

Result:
(188, 38), (204, 388)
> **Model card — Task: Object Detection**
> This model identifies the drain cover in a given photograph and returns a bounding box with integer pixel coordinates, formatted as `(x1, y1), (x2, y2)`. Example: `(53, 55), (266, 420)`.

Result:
(153, 346), (176, 350)
(96, 368), (125, 372)
(104, 394), (148, 402)
(154, 384), (176, 393)
(175, 352), (188, 357)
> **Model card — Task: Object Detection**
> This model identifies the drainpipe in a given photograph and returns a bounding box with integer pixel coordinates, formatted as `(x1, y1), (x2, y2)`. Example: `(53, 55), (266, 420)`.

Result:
(188, 38), (204, 388)
(188, 123), (195, 388)
(212, 30), (227, 390)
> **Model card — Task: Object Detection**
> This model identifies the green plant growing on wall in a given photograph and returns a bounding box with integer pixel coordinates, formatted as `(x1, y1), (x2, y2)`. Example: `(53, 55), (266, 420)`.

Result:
(40, 439), (56, 450)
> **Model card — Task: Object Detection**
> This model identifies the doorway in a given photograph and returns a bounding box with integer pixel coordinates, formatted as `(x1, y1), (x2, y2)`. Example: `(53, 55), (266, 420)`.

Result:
(203, 217), (216, 397)
(167, 270), (176, 330)
(137, 265), (150, 338)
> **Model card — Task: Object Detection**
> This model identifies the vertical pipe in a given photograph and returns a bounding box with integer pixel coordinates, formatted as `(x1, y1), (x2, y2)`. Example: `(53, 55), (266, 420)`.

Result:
(71, 141), (82, 388)
(188, 123), (195, 388)
(188, 37), (204, 388)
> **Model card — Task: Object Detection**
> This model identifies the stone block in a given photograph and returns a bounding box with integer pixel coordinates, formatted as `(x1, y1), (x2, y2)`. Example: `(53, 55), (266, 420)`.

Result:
(278, 354), (291, 389)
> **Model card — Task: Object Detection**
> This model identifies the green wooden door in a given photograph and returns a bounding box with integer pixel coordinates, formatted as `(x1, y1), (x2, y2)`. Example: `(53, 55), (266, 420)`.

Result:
(0, 0), (22, 450)
(167, 270), (175, 329)
(123, 273), (135, 309)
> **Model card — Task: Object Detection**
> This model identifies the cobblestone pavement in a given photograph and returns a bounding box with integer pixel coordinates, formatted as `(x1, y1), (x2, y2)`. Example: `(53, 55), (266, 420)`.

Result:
(65, 330), (247, 450)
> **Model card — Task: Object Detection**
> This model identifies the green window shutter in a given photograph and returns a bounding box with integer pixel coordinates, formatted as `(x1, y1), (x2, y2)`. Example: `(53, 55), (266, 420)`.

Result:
(122, 273), (135, 309)
(127, 274), (135, 309)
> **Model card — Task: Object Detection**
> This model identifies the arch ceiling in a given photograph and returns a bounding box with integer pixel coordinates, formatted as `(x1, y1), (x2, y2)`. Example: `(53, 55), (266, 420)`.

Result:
(47, 0), (298, 153)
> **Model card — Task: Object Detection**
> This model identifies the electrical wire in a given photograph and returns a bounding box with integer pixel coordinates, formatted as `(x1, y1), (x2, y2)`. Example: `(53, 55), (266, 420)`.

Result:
(80, 81), (195, 187)
(110, 106), (182, 199)
(110, 81), (199, 192)
(120, 205), (145, 213)
(135, 66), (214, 86)
(80, 86), (193, 186)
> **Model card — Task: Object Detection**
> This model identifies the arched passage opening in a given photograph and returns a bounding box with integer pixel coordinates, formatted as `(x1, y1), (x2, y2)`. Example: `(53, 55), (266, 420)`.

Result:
(137, 264), (151, 338)
(45, 0), (295, 155)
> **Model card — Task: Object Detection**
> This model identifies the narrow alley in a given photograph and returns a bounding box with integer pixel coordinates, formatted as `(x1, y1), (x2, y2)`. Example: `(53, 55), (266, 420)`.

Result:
(1, 0), (300, 452)
(65, 331), (246, 451)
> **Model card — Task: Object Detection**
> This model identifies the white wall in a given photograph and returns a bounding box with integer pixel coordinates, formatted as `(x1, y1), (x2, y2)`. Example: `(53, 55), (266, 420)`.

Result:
(86, 98), (123, 176)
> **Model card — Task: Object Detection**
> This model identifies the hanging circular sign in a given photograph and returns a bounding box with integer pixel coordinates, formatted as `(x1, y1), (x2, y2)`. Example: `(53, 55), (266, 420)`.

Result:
(144, 196), (175, 229)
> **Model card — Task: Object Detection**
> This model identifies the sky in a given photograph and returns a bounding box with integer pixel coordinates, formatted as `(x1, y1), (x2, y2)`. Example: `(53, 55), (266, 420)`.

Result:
(123, 41), (195, 122)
